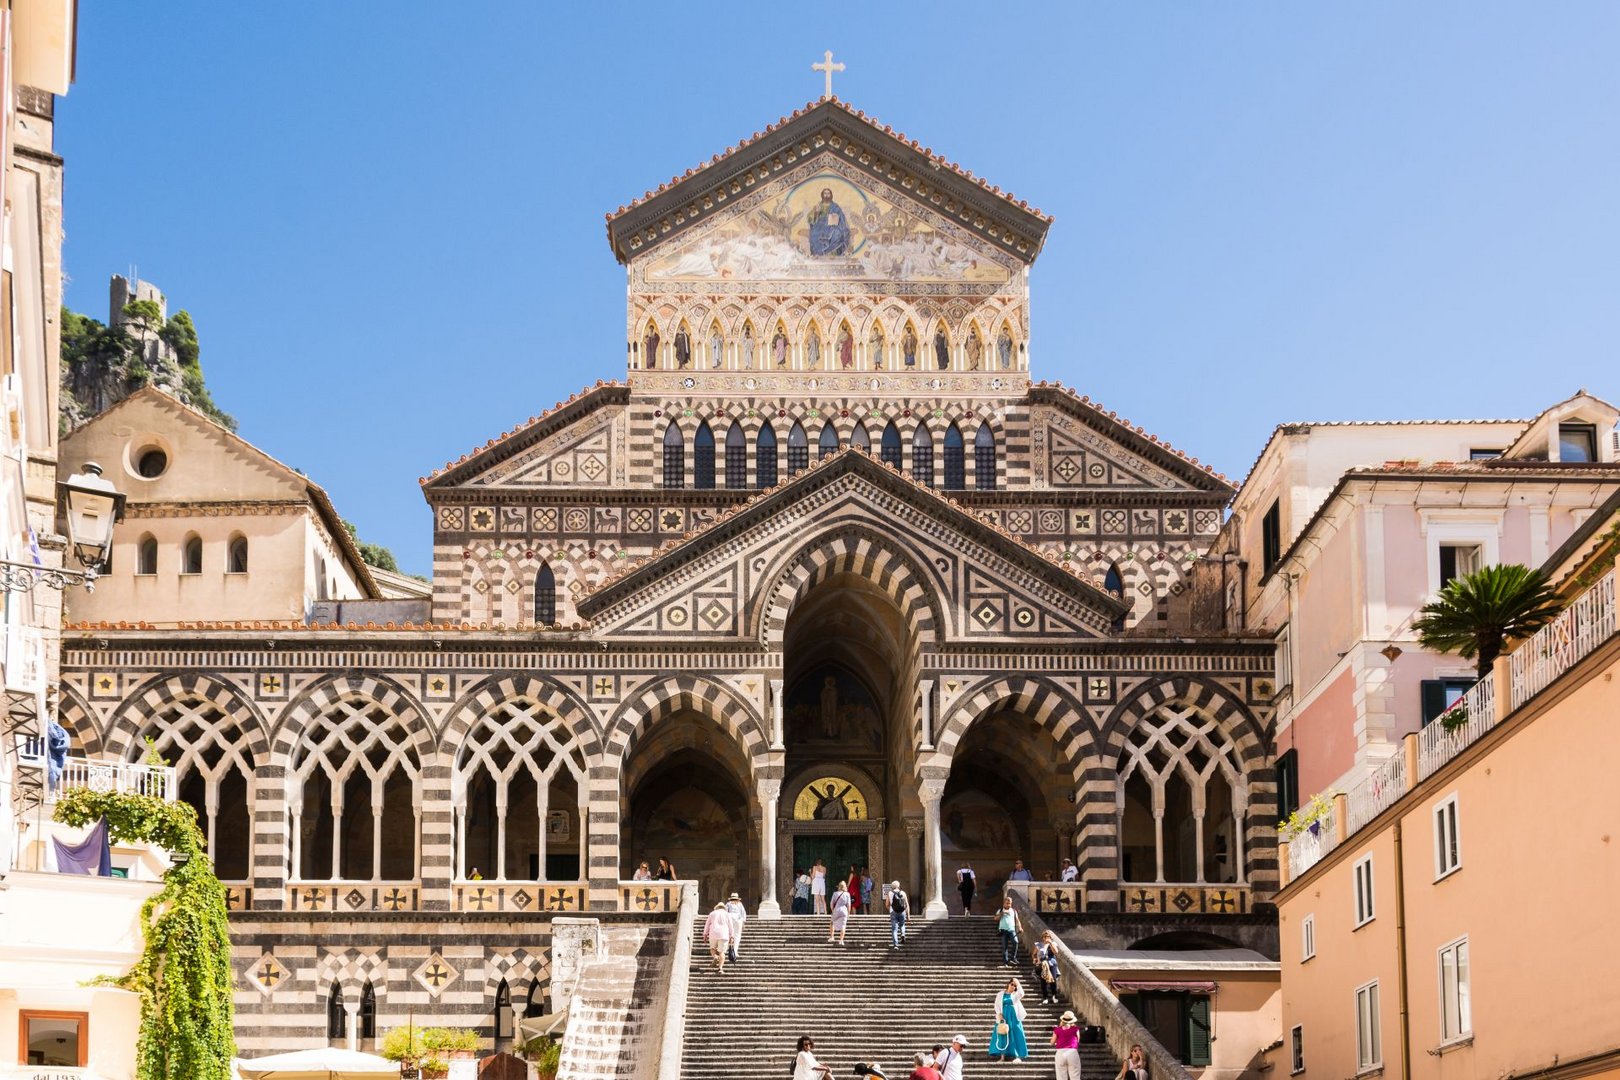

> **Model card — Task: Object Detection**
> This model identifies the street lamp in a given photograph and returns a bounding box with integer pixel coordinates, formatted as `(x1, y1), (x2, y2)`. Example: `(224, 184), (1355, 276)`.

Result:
(58, 462), (126, 570)
(0, 461), (125, 593)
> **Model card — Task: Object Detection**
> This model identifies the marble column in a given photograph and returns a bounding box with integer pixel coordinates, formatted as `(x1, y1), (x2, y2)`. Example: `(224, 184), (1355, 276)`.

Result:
(904, 818), (924, 899)
(920, 777), (949, 919)
(757, 778), (782, 919)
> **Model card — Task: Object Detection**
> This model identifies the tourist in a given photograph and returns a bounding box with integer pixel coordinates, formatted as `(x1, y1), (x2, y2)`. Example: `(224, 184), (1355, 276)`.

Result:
(794, 1035), (833, 1080)
(1033, 931), (1062, 1004)
(725, 892), (748, 962)
(632, 860), (652, 881)
(792, 868), (812, 915)
(996, 896), (1024, 965)
(936, 1035), (969, 1080)
(469, 866), (483, 880)
(888, 879), (909, 948)
(656, 857), (677, 881)
(909, 1051), (942, 1080)
(812, 859), (828, 914)
(828, 879), (852, 944)
(1115, 1045), (1149, 1080)
(860, 866), (875, 913)
(1059, 858), (1078, 883)
(957, 862), (977, 916)
(1051, 1011), (1082, 1080)
(703, 902), (733, 972)
(987, 977), (1028, 1063)
(848, 864), (864, 914)
(1009, 859), (1034, 883)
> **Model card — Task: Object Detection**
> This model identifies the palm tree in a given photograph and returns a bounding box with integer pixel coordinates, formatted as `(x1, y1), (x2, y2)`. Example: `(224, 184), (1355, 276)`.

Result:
(1412, 564), (1564, 679)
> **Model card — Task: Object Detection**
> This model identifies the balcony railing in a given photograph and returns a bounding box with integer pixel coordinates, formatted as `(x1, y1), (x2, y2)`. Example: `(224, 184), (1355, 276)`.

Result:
(3, 622), (46, 695)
(1287, 565), (1618, 883)
(16, 753), (177, 801)
(1347, 748), (1408, 833)
(1510, 567), (1617, 710)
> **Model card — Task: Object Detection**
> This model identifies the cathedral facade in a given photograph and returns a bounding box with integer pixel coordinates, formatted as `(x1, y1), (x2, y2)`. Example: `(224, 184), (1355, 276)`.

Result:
(55, 99), (1276, 1048)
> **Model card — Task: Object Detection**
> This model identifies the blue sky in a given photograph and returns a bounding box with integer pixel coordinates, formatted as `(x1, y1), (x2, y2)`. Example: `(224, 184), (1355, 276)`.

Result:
(58, 4), (1620, 575)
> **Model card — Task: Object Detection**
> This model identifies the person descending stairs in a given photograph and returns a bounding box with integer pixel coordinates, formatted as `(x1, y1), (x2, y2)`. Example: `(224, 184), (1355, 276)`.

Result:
(680, 914), (1120, 1080)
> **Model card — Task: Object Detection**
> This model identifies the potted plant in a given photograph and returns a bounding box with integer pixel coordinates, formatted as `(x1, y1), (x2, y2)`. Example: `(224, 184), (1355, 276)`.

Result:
(1439, 699), (1471, 733)
(520, 1035), (562, 1080)
(382, 1026), (480, 1079)
(1278, 791), (1337, 840)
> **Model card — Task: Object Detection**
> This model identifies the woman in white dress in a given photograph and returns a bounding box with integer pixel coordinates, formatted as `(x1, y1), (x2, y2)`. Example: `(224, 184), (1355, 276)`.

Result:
(794, 1035), (833, 1080)
(811, 859), (828, 915)
(828, 880), (852, 945)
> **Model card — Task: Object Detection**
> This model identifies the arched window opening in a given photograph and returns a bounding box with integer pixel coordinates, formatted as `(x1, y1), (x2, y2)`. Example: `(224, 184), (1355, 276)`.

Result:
(880, 421), (902, 470)
(975, 424), (997, 490)
(495, 979), (514, 1041)
(662, 424), (685, 489)
(787, 421), (809, 476)
(359, 981), (376, 1041)
(725, 424), (747, 489)
(136, 534), (158, 576)
(293, 699), (421, 881)
(756, 426), (778, 489)
(454, 699), (590, 881)
(942, 423), (965, 490)
(326, 984), (347, 1040)
(534, 562), (556, 626)
(134, 695), (257, 880)
(693, 421), (716, 489)
(642, 322), (660, 369)
(1103, 563), (1125, 599)
(913, 426), (935, 487)
(818, 424), (840, 460)
(1117, 704), (1247, 885)
(227, 535), (249, 574)
(181, 535), (202, 575)
(851, 424), (871, 453)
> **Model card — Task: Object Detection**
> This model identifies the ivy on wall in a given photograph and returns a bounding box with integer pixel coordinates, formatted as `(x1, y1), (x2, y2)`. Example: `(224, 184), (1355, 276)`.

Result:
(54, 788), (236, 1080)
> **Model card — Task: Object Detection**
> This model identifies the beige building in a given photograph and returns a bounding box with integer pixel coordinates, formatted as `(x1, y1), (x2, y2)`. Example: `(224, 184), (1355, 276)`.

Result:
(1271, 491), (1620, 1080)
(59, 387), (380, 627)
(1206, 392), (1620, 809)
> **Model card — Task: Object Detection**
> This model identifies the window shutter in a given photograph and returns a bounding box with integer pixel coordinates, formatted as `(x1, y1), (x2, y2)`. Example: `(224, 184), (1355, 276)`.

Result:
(1419, 680), (1448, 726)
(1185, 996), (1212, 1067)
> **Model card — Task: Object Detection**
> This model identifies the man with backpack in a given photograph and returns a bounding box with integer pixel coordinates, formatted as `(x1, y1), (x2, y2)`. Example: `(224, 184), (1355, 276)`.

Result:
(888, 880), (909, 948)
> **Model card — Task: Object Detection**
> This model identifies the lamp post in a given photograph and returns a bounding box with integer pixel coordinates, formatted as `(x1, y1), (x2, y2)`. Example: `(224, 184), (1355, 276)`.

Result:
(0, 461), (125, 593)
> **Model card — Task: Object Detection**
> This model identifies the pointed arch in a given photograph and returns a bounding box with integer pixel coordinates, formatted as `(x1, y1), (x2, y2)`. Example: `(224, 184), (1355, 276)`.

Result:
(494, 978), (514, 1041)
(673, 320), (693, 369)
(974, 422), (997, 490)
(661, 422), (685, 489)
(818, 423), (840, 460)
(756, 522), (947, 648)
(227, 533), (249, 574)
(359, 981), (377, 1041)
(534, 561), (557, 625)
(932, 323), (952, 370)
(933, 675), (1094, 784)
(912, 424), (935, 487)
(942, 422), (965, 490)
(880, 420), (902, 470)
(851, 422), (871, 453)
(786, 420), (809, 476)
(181, 533), (203, 575)
(601, 674), (773, 783)
(756, 424), (778, 488)
(693, 420), (716, 489)
(725, 422), (748, 489)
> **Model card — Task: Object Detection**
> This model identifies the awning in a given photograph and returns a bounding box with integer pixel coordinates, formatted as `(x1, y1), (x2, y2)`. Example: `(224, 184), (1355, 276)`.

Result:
(517, 1006), (568, 1041)
(1110, 980), (1218, 993)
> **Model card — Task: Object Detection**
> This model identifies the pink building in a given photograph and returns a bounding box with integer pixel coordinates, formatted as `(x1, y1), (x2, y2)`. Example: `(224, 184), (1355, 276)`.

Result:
(1209, 391), (1620, 812)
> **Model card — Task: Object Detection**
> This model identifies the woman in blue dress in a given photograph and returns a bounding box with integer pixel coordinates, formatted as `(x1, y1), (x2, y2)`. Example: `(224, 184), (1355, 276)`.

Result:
(987, 976), (1029, 1062)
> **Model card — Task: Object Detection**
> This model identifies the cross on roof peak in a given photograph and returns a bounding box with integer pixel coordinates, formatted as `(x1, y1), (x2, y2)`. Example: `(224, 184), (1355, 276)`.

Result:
(812, 50), (845, 101)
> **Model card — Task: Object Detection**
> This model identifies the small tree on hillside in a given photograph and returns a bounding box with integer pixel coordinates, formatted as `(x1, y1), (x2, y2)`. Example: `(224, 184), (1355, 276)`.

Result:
(1412, 563), (1563, 680)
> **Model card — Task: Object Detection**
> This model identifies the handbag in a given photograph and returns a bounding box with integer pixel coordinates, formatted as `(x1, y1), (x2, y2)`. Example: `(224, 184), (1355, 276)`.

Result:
(996, 1021), (1010, 1036)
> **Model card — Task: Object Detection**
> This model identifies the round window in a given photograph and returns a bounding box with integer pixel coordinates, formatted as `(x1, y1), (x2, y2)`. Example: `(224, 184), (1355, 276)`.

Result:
(135, 447), (168, 478)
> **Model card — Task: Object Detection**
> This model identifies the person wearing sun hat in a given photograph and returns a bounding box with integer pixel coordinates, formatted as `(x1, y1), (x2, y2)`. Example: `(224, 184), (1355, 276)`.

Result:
(725, 891), (747, 962)
(1051, 1010), (1082, 1080)
(936, 1035), (968, 1080)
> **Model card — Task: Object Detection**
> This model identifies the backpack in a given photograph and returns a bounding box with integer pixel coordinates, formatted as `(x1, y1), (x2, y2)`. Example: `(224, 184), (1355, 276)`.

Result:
(891, 890), (908, 914)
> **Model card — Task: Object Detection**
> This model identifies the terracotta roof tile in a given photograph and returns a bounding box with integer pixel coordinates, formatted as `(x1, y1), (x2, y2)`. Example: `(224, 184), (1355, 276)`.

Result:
(605, 97), (1053, 226)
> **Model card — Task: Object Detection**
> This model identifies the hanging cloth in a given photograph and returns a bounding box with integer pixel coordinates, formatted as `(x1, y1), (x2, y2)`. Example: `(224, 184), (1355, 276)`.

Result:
(46, 719), (69, 790)
(54, 815), (112, 876)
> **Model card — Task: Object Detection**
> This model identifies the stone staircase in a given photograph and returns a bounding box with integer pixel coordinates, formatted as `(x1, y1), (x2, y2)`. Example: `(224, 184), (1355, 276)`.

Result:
(681, 915), (1120, 1080)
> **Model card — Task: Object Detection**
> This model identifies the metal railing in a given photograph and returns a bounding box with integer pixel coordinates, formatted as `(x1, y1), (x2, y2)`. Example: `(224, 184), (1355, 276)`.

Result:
(1286, 823), (1337, 880)
(1418, 675), (1496, 780)
(1347, 749), (1408, 833)
(53, 757), (176, 800)
(1510, 567), (1617, 710)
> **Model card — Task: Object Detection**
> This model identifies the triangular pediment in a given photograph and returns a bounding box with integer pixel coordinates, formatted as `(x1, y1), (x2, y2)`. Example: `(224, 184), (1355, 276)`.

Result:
(607, 98), (1052, 268)
(422, 384), (630, 491)
(578, 450), (1125, 642)
(1030, 387), (1236, 494)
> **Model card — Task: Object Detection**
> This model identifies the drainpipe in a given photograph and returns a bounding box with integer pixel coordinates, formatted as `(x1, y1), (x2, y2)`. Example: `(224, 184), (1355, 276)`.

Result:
(1393, 821), (1412, 1080)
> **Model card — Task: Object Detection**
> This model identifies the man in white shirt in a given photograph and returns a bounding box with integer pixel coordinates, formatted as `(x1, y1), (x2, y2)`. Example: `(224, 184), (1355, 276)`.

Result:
(1059, 858), (1078, 882)
(725, 892), (747, 961)
(936, 1034), (969, 1080)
